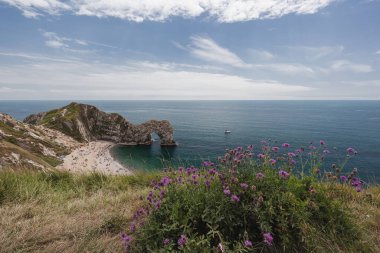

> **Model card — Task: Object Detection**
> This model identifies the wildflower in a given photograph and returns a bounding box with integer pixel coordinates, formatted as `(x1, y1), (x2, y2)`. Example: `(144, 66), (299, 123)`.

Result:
(178, 235), (187, 247)
(279, 170), (290, 179)
(223, 188), (231, 196)
(209, 168), (217, 175)
(121, 233), (132, 243)
(247, 144), (253, 150)
(269, 159), (276, 165)
(323, 149), (330, 154)
(130, 223), (136, 233)
(256, 172), (264, 179)
(244, 240), (253, 248)
(295, 149), (303, 154)
(205, 180), (211, 188)
(240, 183), (249, 189)
(282, 143), (290, 148)
(287, 152), (296, 158)
(163, 238), (170, 246)
(340, 175), (348, 182)
(160, 176), (172, 187)
(121, 233), (132, 250)
(257, 153), (265, 159)
(271, 146), (279, 152)
(320, 140), (326, 146)
(178, 166), (184, 172)
(290, 159), (296, 165)
(155, 201), (161, 210)
(231, 194), (240, 202)
(263, 232), (273, 246)
(346, 147), (355, 154)
(202, 161), (215, 167)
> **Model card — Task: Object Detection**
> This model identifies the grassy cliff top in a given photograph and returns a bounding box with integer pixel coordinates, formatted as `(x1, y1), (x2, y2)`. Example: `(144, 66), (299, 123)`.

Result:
(0, 169), (379, 253)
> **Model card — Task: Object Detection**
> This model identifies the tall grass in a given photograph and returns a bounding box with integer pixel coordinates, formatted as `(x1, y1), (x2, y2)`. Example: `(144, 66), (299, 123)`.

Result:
(0, 169), (158, 253)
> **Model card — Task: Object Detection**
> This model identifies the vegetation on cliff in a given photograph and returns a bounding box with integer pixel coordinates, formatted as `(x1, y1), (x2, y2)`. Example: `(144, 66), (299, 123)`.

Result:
(0, 113), (79, 170)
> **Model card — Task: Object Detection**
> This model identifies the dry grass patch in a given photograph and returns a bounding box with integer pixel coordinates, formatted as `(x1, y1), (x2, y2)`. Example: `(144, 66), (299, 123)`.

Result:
(0, 170), (154, 253)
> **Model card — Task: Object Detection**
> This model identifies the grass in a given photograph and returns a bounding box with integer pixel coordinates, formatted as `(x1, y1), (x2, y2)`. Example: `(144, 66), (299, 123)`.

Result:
(0, 169), (159, 253)
(0, 168), (379, 253)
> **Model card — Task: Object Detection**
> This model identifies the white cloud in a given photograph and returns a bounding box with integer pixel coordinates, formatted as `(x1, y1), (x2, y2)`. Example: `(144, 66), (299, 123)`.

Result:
(376, 50), (380, 54)
(330, 60), (373, 73)
(287, 45), (344, 60)
(0, 55), (313, 100)
(250, 50), (275, 61)
(253, 63), (315, 75)
(189, 36), (248, 68)
(1, 0), (336, 22)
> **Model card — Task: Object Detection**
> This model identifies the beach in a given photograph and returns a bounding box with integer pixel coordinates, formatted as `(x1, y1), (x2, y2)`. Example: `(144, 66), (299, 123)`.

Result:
(58, 141), (132, 175)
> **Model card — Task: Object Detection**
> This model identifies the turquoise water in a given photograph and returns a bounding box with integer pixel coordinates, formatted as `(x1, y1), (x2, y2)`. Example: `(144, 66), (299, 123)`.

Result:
(1, 100), (379, 181)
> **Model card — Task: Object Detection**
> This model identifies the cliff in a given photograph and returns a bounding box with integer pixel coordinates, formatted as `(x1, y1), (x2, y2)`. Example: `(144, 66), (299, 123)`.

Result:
(23, 102), (176, 146)
(0, 113), (80, 170)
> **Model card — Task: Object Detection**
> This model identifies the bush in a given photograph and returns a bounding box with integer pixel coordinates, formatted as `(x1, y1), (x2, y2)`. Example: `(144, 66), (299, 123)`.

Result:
(123, 141), (369, 252)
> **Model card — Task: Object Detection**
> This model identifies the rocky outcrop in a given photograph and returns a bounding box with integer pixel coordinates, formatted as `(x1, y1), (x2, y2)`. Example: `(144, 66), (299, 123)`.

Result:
(24, 102), (176, 146)
(0, 113), (80, 170)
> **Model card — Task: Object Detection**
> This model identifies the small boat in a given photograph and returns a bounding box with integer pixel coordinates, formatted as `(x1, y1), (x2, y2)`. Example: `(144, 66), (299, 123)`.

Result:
(224, 130), (231, 134)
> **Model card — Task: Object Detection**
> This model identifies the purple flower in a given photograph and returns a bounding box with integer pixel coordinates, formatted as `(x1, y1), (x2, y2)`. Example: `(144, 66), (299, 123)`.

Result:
(271, 146), (279, 152)
(269, 159), (276, 165)
(279, 170), (290, 179)
(351, 177), (362, 187)
(244, 240), (253, 248)
(320, 140), (326, 146)
(287, 152), (296, 158)
(282, 143), (290, 148)
(202, 161), (215, 167)
(257, 153), (265, 159)
(346, 147), (356, 154)
(130, 223), (136, 233)
(155, 201), (161, 210)
(205, 180), (211, 188)
(121, 233), (132, 243)
(160, 176), (172, 187)
(209, 168), (217, 175)
(323, 149), (330, 154)
(247, 144), (254, 150)
(223, 188), (231, 196)
(256, 172), (264, 179)
(231, 194), (240, 202)
(340, 175), (348, 182)
(290, 159), (296, 165)
(263, 232), (273, 246)
(163, 238), (170, 246)
(121, 233), (132, 249)
(240, 183), (249, 189)
(295, 149), (303, 154)
(178, 235), (187, 247)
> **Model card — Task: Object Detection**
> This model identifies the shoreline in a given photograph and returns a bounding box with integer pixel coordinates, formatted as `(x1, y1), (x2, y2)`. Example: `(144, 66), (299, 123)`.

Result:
(58, 141), (133, 175)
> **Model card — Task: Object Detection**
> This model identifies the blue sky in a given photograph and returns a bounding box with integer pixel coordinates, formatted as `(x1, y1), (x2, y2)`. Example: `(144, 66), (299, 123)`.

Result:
(0, 0), (379, 100)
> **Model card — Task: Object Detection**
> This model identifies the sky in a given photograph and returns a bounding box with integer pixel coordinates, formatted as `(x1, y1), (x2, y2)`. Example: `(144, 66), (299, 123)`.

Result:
(0, 0), (379, 100)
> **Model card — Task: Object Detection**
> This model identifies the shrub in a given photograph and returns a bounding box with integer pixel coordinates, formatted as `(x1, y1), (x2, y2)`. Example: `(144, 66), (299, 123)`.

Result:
(123, 141), (369, 252)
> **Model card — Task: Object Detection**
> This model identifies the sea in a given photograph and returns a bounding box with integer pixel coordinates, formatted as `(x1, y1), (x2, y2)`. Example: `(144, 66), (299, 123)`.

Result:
(0, 100), (379, 182)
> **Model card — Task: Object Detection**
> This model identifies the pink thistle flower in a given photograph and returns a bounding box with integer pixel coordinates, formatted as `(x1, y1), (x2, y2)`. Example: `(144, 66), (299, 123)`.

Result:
(263, 232), (273, 246)
(244, 240), (253, 248)
(231, 194), (240, 202)
(256, 172), (264, 179)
